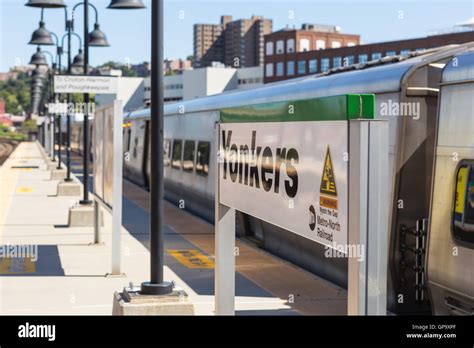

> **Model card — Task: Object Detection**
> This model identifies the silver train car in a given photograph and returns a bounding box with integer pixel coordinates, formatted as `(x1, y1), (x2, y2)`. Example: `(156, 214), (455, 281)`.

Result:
(71, 43), (474, 315)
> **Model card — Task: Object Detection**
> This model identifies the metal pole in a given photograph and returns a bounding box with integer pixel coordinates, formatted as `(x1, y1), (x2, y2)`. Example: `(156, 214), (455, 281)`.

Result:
(57, 113), (62, 168)
(141, 0), (173, 295)
(65, 19), (72, 181)
(51, 65), (56, 162)
(50, 116), (54, 159)
(57, 53), (62, 170)
(52, 113), (56, 162)
(214, 125), (236, 315)
(80, 0), (92, 205)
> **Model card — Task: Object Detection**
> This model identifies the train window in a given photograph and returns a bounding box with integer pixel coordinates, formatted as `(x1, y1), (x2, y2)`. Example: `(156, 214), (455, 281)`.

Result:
(163, 139), (171, 166)
(196, 141), (210, 176)
(452, 161), (474, 246)
(183, 141), (196, 172)
(171, 139), (183, 169)
(127, 129), (132, 151)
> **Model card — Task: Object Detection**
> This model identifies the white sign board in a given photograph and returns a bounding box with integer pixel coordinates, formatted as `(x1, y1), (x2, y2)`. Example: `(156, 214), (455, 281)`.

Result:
(219, 121), (348, 249)
(54, 75), (118, 94)
(92, 100), (123, 275)
(215, 95), (389, 316)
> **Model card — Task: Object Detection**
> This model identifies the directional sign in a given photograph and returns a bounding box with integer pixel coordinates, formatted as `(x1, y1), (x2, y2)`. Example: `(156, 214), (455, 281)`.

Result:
(54, 75), (118, 94)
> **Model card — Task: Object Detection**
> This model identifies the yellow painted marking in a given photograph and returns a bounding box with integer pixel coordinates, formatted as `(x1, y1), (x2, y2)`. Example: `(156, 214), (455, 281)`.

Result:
(17, 187), (33, 193)
(0, 258), (36, 274)
(23, 258), (36, 273)
(455, 167), (468, 214)
(0, 258), (9, 273)
(168, 249), (214, 269)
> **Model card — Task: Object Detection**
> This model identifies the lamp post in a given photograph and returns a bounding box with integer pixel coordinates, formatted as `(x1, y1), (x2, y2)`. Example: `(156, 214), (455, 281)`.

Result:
(71, 0), (109, 204)
(26, 0), (109, 191)
(59, 28), (83, 181)
(108, 0), (173, 295)
(28, 7), (62, 163)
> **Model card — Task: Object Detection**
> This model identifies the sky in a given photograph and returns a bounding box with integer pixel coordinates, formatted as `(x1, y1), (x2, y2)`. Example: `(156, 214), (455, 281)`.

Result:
(0, 0), (473, 72)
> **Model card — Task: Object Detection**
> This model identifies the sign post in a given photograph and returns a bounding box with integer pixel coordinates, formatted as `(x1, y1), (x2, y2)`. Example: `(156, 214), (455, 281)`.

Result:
(347, 120), (389, 315)
(214, 94), (389, 315)
(92, 100), (124, 276)
(215, 126), (236, 315)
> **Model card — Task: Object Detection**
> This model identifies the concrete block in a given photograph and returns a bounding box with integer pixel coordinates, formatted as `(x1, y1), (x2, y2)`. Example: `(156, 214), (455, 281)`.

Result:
(47, 162), (57, 171)
(57, 181), (82, 196)
(113, 288), (194, 316)
(68, 204), (104, 227)
(50, 168), (67, 180)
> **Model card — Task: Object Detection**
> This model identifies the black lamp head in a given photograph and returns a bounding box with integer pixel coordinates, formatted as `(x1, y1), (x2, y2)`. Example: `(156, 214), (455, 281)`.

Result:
(107, 0), (146, 9)
(29, 21), (54, 45)
(29, 47), (49, 66)
(89, 23), (110, 47)
(72, 49), (85, 68)
(25, 0), (66, 8)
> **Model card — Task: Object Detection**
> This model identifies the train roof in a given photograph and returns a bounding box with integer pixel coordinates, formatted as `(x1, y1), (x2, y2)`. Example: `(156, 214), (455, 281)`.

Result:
(127, 43), (474, 120)
(442, 50), (474, 84)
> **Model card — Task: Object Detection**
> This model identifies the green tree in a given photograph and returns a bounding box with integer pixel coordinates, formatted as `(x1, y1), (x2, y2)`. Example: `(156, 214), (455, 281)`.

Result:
(0, 71), (31, 114)
(20, 119), (37, 133)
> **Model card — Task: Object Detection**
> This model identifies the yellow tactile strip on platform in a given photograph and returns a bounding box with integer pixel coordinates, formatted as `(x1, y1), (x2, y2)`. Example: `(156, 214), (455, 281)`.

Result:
(167, 249), (214, 269)
(0, 257), (36, 274)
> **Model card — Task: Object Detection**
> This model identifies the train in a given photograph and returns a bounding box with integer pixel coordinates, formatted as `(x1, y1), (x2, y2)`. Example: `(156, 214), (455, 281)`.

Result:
(71, 43), (474, 315)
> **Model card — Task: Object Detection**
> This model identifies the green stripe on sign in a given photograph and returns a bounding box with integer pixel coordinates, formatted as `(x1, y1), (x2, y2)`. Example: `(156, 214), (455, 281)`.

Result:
(361, 94), (375, 119)
(220, 94), (375, 123)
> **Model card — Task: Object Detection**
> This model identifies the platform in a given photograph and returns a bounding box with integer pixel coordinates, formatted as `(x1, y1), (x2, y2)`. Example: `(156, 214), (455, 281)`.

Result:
(0, 142), (346, 315)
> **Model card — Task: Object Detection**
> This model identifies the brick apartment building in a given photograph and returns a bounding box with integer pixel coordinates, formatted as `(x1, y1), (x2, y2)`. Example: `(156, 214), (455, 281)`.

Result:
(194, 15), (272, 68)
(164, 59), (192, 75)
(264, 27), (474, 83)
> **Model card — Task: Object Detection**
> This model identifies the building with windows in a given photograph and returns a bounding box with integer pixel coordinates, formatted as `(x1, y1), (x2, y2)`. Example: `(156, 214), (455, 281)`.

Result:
(264, 27), (474, 83)
(264, 23), (359, 82)
(194, 15), (272, 68)
(164, 59), (192, 75)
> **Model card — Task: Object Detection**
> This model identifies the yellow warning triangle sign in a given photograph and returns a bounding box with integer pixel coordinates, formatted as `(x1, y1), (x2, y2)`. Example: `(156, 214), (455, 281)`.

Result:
(320, 147), (337, 197)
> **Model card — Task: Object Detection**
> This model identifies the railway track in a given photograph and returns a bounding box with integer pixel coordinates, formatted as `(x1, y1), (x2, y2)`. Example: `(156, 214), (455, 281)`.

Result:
(0, 139), (17, 166)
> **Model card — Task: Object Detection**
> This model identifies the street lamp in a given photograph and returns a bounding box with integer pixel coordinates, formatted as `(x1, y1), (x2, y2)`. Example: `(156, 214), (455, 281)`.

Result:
(29, 47), (49, 66)
(28, 9), (57, 46)
(27, 1), (108, 179)
(89, 23), (109, 47)
(67, 0), (110, 204)
(108, 0), (173, 295)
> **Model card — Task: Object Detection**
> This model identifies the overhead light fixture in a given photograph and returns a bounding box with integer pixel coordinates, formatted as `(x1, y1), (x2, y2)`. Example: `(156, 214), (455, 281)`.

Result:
(25, 0), (66, 8)
(29, 47), (49, 66)
(72, 49), (85, 68)
(107, 0), (146, 9)
(89, 23), (110, 47)
(29, 21), (54, 45)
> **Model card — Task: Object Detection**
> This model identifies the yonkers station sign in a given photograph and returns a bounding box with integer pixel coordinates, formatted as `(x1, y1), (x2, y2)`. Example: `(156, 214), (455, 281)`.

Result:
(218, 95), (374, 249)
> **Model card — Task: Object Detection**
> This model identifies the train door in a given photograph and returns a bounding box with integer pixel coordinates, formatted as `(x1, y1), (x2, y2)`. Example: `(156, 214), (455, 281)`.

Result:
(427, 52), (474, 315)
